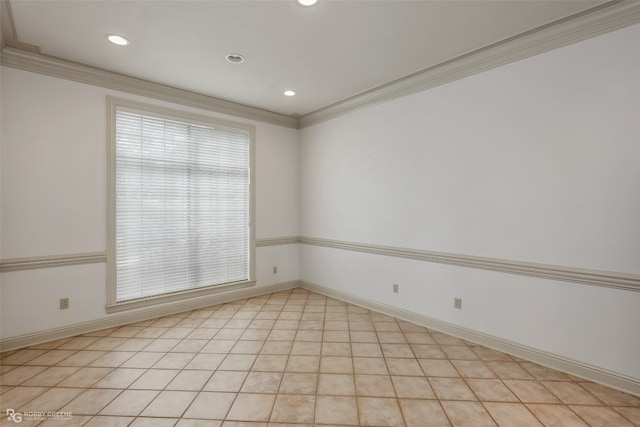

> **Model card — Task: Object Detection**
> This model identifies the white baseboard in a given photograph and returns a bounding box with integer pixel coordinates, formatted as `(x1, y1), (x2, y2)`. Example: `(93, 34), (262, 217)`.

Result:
(301, 280), (640, 397)
(0, 280), (299, 352)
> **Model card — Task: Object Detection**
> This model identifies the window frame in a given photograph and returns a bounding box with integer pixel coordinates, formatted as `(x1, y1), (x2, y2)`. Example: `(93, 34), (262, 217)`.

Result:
(106, 97), (256, 313)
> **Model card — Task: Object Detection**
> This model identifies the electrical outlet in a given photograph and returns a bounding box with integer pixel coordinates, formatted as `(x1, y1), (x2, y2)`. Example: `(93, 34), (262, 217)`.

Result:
(273, 266), (278, 274)
(454, 297), (462, 310)
(60, 298), (69, 310)
(393, 283), (399, 293)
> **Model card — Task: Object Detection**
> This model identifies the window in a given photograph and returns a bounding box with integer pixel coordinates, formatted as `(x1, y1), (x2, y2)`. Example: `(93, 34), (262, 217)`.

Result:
(107, 98), (255, 312)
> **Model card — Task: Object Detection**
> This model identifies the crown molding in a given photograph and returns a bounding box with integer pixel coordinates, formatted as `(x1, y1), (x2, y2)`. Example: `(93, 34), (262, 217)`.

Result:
(300, 236), (640, 292)
(301, 280), (640, 397)
(298, 1), (640, 128)
(0, 47), (298, 129)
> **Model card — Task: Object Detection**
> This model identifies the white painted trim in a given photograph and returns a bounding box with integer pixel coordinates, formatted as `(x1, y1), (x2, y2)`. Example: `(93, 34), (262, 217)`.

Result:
(0, 280), (299, 352)
(256, 236), (301, 247)
(0, 48), (298, 129)
(0, 252), (107, 272)
(298, 1), (640, 128)
(301, 280), (640, 397)
(2, 3), (639, 129)
(301, 237), (640, 292)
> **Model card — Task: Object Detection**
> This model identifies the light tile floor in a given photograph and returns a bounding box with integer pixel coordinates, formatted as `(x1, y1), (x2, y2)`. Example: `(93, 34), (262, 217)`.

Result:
(1, 288), (639, 426)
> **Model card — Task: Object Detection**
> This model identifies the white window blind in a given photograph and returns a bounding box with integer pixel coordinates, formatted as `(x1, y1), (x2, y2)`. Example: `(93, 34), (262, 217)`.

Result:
(114, 108), (251, 303)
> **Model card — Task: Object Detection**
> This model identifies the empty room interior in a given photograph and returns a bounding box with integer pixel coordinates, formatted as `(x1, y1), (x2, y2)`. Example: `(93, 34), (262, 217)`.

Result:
(1, 0), (639, 426)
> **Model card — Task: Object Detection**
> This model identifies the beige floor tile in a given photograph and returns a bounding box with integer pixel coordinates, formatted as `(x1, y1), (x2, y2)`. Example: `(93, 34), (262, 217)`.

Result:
(270, 394), (315, 423)
(83, 416), (135, 427)
(226, 393), (276, 422)
(23, 387), (84, 411)
(230, 340), (264, 354)
(353, 357), (388, 375)
(518, 362), (571, 381)
(61, 389), (122, 415)
(355, 374), (396, 397)
(503, 380), (560, 403)
(2, 289), (636, 427)
(201, 340), (236, 354)
(39, 415), (93, 426)
(140, 390), (197, 417)
(429, 378), (477, 401)
(441, 401), (496, 426)
(440, 346), (478, 361)
(571, 405), (635, 427)
(57, 367), (113, 388)
(412, 345), (446, 359)
(260, 341), (292, 355)
(614, 406), (640, 425)
(252, 354), (288, 371)
(141, 338), (180, 352)
(89, 351), (136, 368)
(324, 330), (351, 342)
(401, 399), (453, 427)
(129, 369), (179, 390)
(218, 354), (257, 371)
(166, 369), (213, 391)
(392, 376), (436, 399)
(240, 372), (282, 393)
(318, 373), (356, 395)
(404, 332), (435, 345)
(152, 352), (196, 369)
(541, 381), (602, 405)
(285, 355), (320, 373)
(386, 358), (423, 376)
(291, 341), (321, 355)
(120, 352), (165, 368)
(320, 356), (353, 374)
(1, 349), (49, 365)
(358, 397), (404, 427)
(484, 402), (542, 427)
(466, 379), (518, 402)
(113, 338), (153, 352)
(99, 389), (159, 416)
(526, 403), (589, 427)
(451, 360), (495, 379)
(129, 417), (178, 427)
(93, 368), (146, 389)
(0, 366), (48, 385)
(25, 350), (77, 366)
(279, 373), (317, 394)
(0, 386), (50, 410)
(57, 350), (107, 367)
(322, 342), (352, 356)
(487, 361), (534, 380)
(381, 343), (414, 358)
(315, 395), (359, 425)
(419, 359), (460, 378)
(183, 391), (236, 419)
(580, 382), (640, 406)
(204, 370), (248, 392)
(351, 343), (383, 358)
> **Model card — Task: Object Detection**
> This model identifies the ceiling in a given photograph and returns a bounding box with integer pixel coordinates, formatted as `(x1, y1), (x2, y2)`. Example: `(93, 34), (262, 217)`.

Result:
(5, 0), (607, 117)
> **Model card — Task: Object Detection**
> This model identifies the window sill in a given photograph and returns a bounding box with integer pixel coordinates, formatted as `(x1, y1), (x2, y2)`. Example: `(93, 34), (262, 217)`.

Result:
(105, 279), (256, 314)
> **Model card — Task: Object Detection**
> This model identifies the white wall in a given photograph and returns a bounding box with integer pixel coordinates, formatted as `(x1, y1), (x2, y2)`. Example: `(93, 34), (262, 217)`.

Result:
(299, 23), (640, 379)
(0, 67), (299, 339)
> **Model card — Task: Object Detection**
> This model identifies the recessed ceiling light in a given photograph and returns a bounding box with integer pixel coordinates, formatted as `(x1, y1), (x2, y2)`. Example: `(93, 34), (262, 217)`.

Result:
(225, 53), (245, 64)
(284, 90), (296, 97)
(106, 34), (129, 46)
(296, 0), (318, 6)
